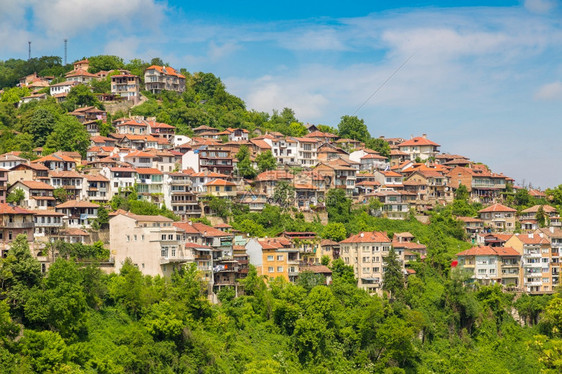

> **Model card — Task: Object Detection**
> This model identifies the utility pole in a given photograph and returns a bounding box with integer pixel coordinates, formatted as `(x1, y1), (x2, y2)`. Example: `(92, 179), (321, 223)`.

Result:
(28, 41), (31, 60)
(64, 39), (67, 65)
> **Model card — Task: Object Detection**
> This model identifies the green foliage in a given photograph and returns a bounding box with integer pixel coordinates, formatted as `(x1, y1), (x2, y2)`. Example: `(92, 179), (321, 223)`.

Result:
(273, 181), (295, 211)
(256, 150), (277, 172)
(203, 195), (232, 219)
(0, 86), (30, 103)
(44, 115), (90, 158)
(53, 187), (68, 203)
(365, 137), (391, 158)
(86, 55), (125, 73)
(337, 115), (370, 142)
(326, 188), (352, 223)
(382, 248), (405, 298)
(236, 145), (257, 179)
(322, 222), (347, 242)
(6, 188), (25, 205)
(455, 183), (469, 201)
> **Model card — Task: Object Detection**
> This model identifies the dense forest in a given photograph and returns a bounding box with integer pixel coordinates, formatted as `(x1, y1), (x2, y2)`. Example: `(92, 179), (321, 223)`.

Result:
(1, 230), (561, 373)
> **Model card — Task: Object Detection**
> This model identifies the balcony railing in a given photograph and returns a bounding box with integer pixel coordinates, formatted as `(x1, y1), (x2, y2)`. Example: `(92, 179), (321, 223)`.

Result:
(2, 222), (34, 229)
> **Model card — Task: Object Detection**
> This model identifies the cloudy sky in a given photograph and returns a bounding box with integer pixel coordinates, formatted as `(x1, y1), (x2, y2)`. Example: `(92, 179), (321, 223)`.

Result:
(1, 0), (561, 188)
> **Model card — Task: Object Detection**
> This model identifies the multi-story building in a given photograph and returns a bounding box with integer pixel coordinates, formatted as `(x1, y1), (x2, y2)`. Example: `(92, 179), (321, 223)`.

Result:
(456, 246), (521, 288)
(164, 172), (201, 220)
(8, 180), (55, 210)
(110, 212), (189, 277)
(84, 174), (110, 203)
(136, 168), (164, 205)
(246, 238), (300, 282)
(295, 138), (319, 167)
(49, 171), (86, 200)
(339, 231), (394, 294)
(479, 203), (517, 232)
(505, 233), (552, 293)
(457, 217), (484, 244)
(397, 135), (440, 161)
(447, 165), (508, 204)
(144, 65), (186, 94)
(111, 74), (141, 101)
(55, 200), (99, 228)
(368, 189), (411, 220)
(519, 205), (559, 230)
(31, 210), (64, 241)
(0, 203), (35, 252)
(535, 228), (562, 289)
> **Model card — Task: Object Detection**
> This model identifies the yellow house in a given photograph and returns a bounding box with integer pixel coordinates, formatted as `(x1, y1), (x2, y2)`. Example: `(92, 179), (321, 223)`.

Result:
(204, 179), (237, 198)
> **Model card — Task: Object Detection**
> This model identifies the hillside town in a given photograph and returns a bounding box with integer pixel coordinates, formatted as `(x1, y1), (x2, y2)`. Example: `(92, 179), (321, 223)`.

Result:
(1, 58), (560, 301)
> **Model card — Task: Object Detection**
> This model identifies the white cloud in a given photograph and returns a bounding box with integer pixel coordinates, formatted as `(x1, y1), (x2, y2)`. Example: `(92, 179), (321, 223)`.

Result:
(208, 41), (240, 62)
(534, 81), (562, 100)
(31, 0), (166, 37)
(524, 0), (558, 13)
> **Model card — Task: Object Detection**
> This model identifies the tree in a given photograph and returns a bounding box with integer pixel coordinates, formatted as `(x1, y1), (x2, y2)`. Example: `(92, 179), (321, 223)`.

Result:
(204, 195), (232, 219)
(6, 188), (25, 205)
(326, 188), (352, 223)
(382, 248), (405, 299)
(236, 145), (257, 179)
(87, 55), (125, 73)
(53, 187), (68, 203)
(330, 259), (356, 285)
(236, 219), (265, 237)
(273, 181), (295, 211)
(322, 222), (347, 242)
(64, 84), (103, 109)
(27, 107), (56, 146)
(514, 188), (531, 208)
(365, 138), (391, 158)
(455, 184), (470, 201)
(536, 205), (548, 228)
(0, 87), (30, 104)
(337, 115), (370, 142)
(296, 271), (325, 292)
(44, 116), (90, 158)
(256, 150), (277, 172)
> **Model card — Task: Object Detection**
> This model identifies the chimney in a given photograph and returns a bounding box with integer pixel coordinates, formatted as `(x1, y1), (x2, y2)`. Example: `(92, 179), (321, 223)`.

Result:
(529, 233), (534, 239)
(422, 133), (427, 139)
(360, 233), (364, 238)
(550, 227), (555, 234)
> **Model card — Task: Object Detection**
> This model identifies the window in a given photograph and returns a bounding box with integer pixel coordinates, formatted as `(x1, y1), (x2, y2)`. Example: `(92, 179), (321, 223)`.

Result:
(277, 266), (283, 272)
(268, 267), (274, 273)
(126, 235), (130, 242)
(171, 248), (176, 256)
(267, 255), (274, 261)
(277, 255), (283, 261)
(161, 247), (168, 257)
(162, 234), (166, 240)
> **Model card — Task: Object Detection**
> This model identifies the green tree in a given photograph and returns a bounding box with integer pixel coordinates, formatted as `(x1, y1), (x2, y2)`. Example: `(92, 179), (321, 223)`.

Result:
(536, 205), (548, 228)
(365, 138), (391, 158)
(326, 188), (352, 223)
(6, 188), (25, 205)
(382, 248), (405, 299)
(64, 84), (103, 109)
(0, 86), (30, 104)
(236, 145), (257, 179)
(296, 271), (326, 292)
(337, 115), (370, 142)
(20, 330), (67, 373)
(330, 259), (356, 286)
(53, 187), (68, 203)
(256, 150), (277, 172)
(322, 222), (347, 242)
(44, 115), (90, 157)
(27, 107), (56, 146)
(236, 219), (265, 237)
(86, 55), (125, 73)
(514, 188), (531, 208)
(273, 180), (295, 211)
(455, 183), (470, 201)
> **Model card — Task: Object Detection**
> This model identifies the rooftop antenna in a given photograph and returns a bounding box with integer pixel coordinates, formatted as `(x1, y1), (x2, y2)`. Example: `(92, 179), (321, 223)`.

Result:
(64, 39), (68, 65)
(28, 41), (31, 60)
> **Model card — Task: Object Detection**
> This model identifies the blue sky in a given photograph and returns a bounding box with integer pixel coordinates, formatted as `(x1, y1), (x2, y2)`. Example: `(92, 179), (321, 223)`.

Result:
(1, 0), (561, 188)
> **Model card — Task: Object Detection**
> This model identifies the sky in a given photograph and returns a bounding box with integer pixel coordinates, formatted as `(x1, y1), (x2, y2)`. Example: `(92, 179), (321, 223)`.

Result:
(1, 0), (561, 188)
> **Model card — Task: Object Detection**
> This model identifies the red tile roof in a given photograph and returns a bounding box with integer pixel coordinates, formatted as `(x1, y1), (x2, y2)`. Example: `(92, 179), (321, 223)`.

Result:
(398, 136), (440, 147)
(479, 203), (517, 213)
(0, 203), (34, 215)
(340, 231), (391, 244)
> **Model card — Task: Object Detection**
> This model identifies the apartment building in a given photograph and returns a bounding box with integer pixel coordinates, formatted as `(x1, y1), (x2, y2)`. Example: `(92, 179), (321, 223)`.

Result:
(110, 212), (189, 277)
(246, 237), (300, 282)
(479, 203), (517, 232)
(456, 246), (521, 287)
(0, 203), (35, 251)
(144, 65), (186, 94)
(8, 180), (55, 210)
(111, 74), (141, 100)
(55, 200), (98, 228)
(339, 231), (393, 294)
(397, 135), (440, 161)
(505, 233), (552, 293)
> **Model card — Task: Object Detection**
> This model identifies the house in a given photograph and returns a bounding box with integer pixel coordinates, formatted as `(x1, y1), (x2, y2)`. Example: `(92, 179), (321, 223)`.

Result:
(367, 189), (411, 220)
(405, 169), (452, 204)
(31, 210), (65, 241)
(447, 165), (508, 204)
(534, 227), (562, 289)
(33, 153), (77, 171)
(19, 93), (47, 106)
(479, 203), (517, 232)
(164, 172), (201, 219)
(519, 205), (558, 230)
(84, 174), (110, 203)
(135, 168), (164, 205)
(65, 69), (97, 84)
(110, 212), (188, 277)
(49, 81), (80, 97)
(0, 153), (26, 170)
(8, 162), (50, 184)
(0, 203), (35, 251)
(397, 134), (440, 161)
(295, 138), (319, 167)
(49, 171), (86, 200)
(457, 217), (484, 243)
(144, 65), (186, 94)
(8, 180), (55, 210)
(246, 238), (300, 282)
(55, 200), (99, 228)
(73, 59), (90, 71)
(456, 246), (521, 288)
(505, 233), (552, 293)
(111, 74), (141, 101)
(360, 153), (388, 171)
(339, 231), (395, 294)
(203, 179), (237, 199)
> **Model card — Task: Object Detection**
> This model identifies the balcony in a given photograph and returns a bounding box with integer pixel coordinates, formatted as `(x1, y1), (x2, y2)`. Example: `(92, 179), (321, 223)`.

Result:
(160, 255), (191, 265)
(524, 262), (543, 268)
(2, 222), (34, 229)
(524, 252), (541, 258)
(525, 281), (542, 287)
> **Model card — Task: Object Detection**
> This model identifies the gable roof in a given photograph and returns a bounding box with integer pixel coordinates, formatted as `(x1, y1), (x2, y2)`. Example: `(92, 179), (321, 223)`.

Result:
(340, 231), (391, 244)
(479, 203), (517, 213)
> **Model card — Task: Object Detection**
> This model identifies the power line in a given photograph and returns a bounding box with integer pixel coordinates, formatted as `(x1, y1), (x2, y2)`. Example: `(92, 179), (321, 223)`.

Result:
(352, 53), (414, 115)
